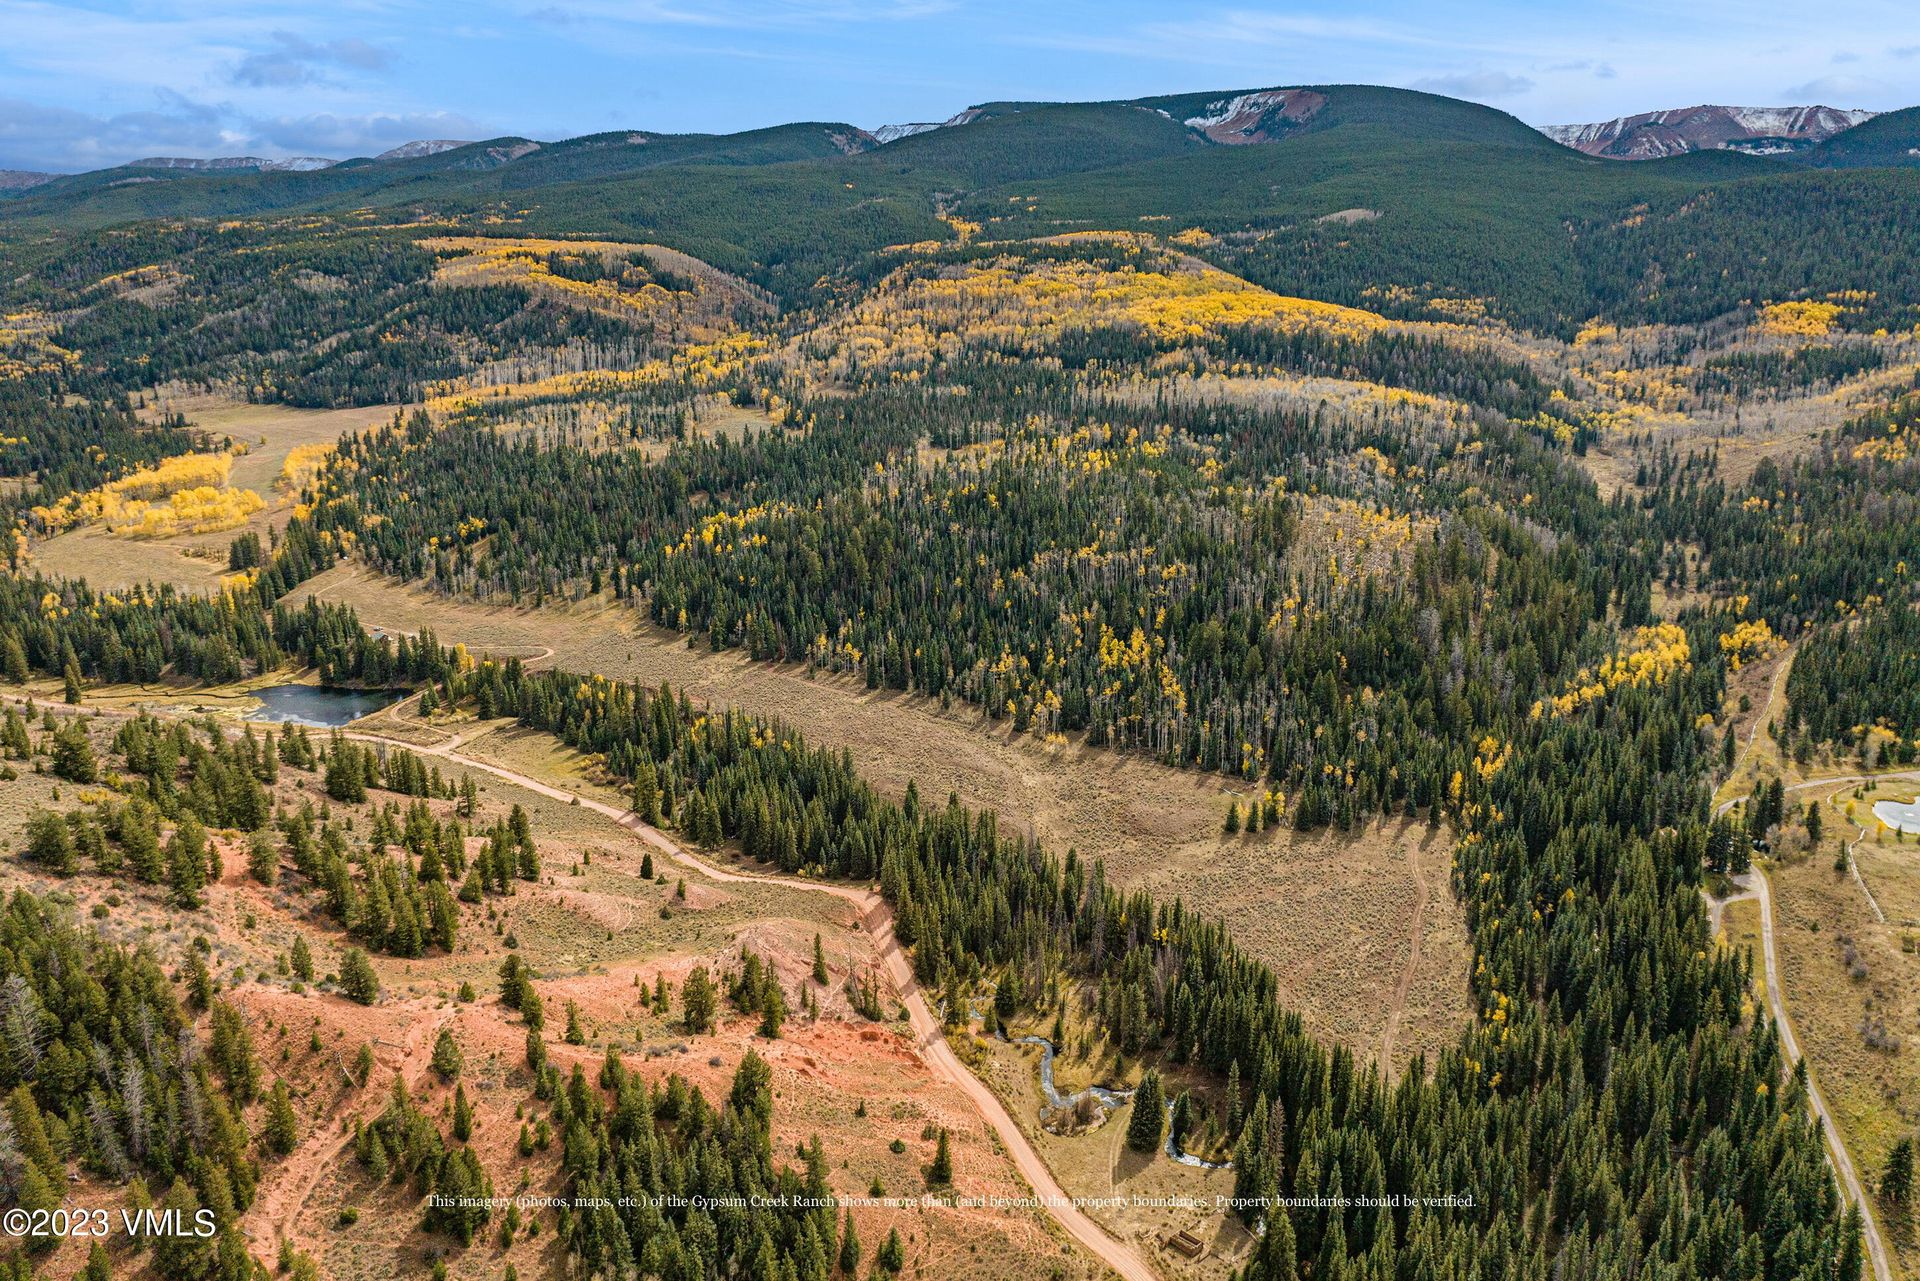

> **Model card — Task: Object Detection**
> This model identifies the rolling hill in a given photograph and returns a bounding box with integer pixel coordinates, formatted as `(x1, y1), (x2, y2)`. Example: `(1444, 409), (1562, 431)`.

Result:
(2, 82), (1917, 333)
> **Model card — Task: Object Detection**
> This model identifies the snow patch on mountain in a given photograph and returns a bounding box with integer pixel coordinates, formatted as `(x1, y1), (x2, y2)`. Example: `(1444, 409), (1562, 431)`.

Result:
(130, 155), (337, 173)
(374, 140), (472, 161)
(870, 109), (983, 147)
(1540, 105), (1875, 159)
(1182, 89), (1326, 144)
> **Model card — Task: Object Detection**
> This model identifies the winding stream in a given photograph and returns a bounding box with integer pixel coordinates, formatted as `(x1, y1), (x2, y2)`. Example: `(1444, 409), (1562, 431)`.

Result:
(1007, 1033), (1230, 1170)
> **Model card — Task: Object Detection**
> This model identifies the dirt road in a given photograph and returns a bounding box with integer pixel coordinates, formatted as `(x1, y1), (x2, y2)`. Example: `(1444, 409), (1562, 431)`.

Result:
(1714, 766), (1896, 1281)
(347, 721), (1161, 1281)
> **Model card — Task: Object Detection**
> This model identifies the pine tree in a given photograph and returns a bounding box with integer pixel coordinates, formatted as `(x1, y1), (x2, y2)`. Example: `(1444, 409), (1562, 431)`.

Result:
(876, 1227), (905, 1273)
(1246, 1189), (1298, 1281)
(432, 1029), (464, 1080)
(1127, 1068), (1165, 1153)
(122, 804), (164, 883)
(326, 745), (367, 802)
(5, 1087), (59, 1187)
(1885, 1137), (1914, 1204)
(184, 949), (214, 1011)
(166, 816), (208, 907)
(683, 964), (716, 1033)
(838, 1209), (860, 1275)
(290, 934), (314, 981)
(248, 830), (277, 884)
(50, 721), (96, 782)
(0, 634), (27, 685)
(759, 982), (786, 1039)
(263, 1080), (299, 1156)
(813, 933), (829, 984)
(929, 1127), (953, 1186)
(452, 1083), (474, 1142)
(339, 947), (380, 1005)
(15, 1160), (60, 1250)
(22, 810), (75, 873)
(634, 761), (661, 824)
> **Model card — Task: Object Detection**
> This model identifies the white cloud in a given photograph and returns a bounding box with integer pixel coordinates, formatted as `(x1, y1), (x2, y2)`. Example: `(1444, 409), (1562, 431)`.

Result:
(0, 91), (235, 170)
(0, 91), (486, 171)
(233, 31), (393, 88)
(1779, 73), (1891, 101)
(1411, 70), (1535, 100)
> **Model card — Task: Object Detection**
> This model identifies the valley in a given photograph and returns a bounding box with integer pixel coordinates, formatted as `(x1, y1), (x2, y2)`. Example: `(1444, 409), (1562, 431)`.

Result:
(4, 73), (1920, 1281)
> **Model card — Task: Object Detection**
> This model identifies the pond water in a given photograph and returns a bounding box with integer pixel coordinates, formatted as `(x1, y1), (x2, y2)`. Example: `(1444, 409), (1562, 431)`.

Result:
(1007, 1032), (1229, 1169)
(246, 684), (408, 728)
(1873, 798), (1920, 835)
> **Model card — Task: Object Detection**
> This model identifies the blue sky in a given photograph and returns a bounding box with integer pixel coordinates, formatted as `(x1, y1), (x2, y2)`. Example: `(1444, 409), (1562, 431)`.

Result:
(2, 0), (1916, 171)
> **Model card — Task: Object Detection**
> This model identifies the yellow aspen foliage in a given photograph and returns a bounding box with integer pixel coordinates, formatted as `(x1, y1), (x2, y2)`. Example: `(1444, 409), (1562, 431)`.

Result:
(1754, 300), (1843, 336)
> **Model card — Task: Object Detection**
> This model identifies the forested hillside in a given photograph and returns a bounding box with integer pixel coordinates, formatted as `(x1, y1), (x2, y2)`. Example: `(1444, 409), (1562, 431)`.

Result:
(5, 77), (1920, 1281)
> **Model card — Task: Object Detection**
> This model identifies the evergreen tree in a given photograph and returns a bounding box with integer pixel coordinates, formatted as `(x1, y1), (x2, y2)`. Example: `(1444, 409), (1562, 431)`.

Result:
(0, 634), (26, 685)
(1127, 1069), (1165, 1154)
(1885, 1138), (1914, 1205)
(432, 1029), (464, 1080)
(876, 1228), (905, 1273)
(452, 1083), (474, 1143)
(683, 964), (716, 1033)
(929, 1127), (953, 1186)
(263, 1080), (300, 1156)
(22, 810), (75, 873)
(837, 1209), (860, 1275)
(166, 816), (208, 907)
(1245, 1192), (1299, 1281)
(339, 947), (380, 1004)
(759, 982), (786, 1039)
(247, 830), (277, 884)
(49, 721), (97, 782)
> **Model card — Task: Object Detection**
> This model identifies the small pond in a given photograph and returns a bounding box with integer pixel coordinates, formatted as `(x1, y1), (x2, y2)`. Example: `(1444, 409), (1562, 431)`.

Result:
(246, 684), (408, 728)
(1873, 798), (1920, 835)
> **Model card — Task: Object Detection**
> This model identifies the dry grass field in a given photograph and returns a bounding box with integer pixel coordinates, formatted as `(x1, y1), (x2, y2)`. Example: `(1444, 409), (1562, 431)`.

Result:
(1761, 779), (1920, 1277)
(2, 701), (1094, 1281)
(25, 393), (396, 592)
(297, 565), (1474, 1075)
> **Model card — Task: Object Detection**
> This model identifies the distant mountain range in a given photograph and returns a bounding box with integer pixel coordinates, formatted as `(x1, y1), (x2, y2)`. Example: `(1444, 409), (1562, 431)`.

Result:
(7, 92), (1896, 195)
(1540, 104), (1875, 159)
(2, 81), (1916, 332)
(114, 139), (476, 175)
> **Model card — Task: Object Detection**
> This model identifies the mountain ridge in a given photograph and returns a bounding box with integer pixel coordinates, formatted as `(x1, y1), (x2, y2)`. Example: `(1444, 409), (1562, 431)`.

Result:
(1540, 103), (1874, 158)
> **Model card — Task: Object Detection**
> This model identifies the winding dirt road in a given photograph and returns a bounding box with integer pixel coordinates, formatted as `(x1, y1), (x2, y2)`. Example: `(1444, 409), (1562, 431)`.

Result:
(1712, 737), (1900, 1281)
(347, 721), (1160, 1281)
